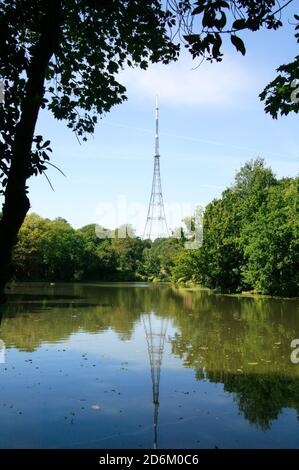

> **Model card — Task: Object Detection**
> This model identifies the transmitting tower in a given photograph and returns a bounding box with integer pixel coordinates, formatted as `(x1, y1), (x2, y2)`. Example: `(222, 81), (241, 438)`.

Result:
(142, 313), (168, 449)
(143, 97), (169, 240)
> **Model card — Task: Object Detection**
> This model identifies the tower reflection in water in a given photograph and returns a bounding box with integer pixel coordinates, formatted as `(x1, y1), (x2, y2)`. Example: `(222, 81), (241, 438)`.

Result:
(142, 313), (168, 449)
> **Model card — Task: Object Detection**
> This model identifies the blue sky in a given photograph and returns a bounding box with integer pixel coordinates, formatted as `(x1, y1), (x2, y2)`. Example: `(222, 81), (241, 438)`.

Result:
(19, 5), (298, 235)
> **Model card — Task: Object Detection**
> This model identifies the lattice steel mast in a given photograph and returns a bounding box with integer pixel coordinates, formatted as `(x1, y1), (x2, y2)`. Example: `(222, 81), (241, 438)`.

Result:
(143, 96), (169, 240)
(142, 313), (168, 449)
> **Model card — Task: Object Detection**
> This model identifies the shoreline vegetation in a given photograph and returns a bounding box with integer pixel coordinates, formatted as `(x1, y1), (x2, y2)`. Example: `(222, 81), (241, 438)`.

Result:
(8, 159), (298, 298)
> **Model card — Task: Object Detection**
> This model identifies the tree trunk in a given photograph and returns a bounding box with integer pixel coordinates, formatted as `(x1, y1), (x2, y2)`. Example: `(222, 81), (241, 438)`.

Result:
(0, 1), (61, 303)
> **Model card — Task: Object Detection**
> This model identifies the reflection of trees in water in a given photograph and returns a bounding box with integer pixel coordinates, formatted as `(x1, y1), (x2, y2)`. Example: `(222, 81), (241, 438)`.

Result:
(169, 289), (299, 430)
(212, 372), (299, 431)
(0, 283), (180, 350)
(1, 283), (299, 429)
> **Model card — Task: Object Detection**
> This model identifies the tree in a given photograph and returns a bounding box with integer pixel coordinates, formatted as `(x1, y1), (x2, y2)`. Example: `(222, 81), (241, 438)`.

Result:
(194, 160), (277, 292)
(242, 177), (299, 296)
(111, 226), (146, 278)
(40, 217), (84, 281)
(13, 214), (85, 281)
(0, 0), (179, 301)
(174, 159), (298, 296)
(13, 213), (50, 280)
(140, 237), (184, 280)
(199, 194), (246, 292)
(170, 249), (202, 284)
(77, 224), (118, 280)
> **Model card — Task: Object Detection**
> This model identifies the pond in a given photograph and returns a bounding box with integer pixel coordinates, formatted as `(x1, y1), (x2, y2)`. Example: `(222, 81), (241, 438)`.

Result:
(0, 282), (298, 449)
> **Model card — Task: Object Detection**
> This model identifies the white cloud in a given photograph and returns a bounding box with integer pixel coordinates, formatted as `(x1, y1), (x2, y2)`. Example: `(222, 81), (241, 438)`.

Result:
(119, 52), (256, 108)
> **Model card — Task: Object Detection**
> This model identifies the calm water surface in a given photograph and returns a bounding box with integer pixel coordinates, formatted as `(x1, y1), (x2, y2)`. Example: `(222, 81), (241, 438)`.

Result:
(0, 282), (298, 448)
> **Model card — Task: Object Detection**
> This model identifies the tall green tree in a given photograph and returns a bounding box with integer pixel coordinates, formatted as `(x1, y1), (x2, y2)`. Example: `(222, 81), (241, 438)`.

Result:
(13, 213), (50, 279)
(140, 237), (184, 280)
(40, 217), (84, 281)
(112, 226), (146, 278)
(199, 194), (245, 292)
(173, 159), (298, 296)
(13, 214), (85, 281)
(77, 224), (118, 280)
(242, 177), (299, 296)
